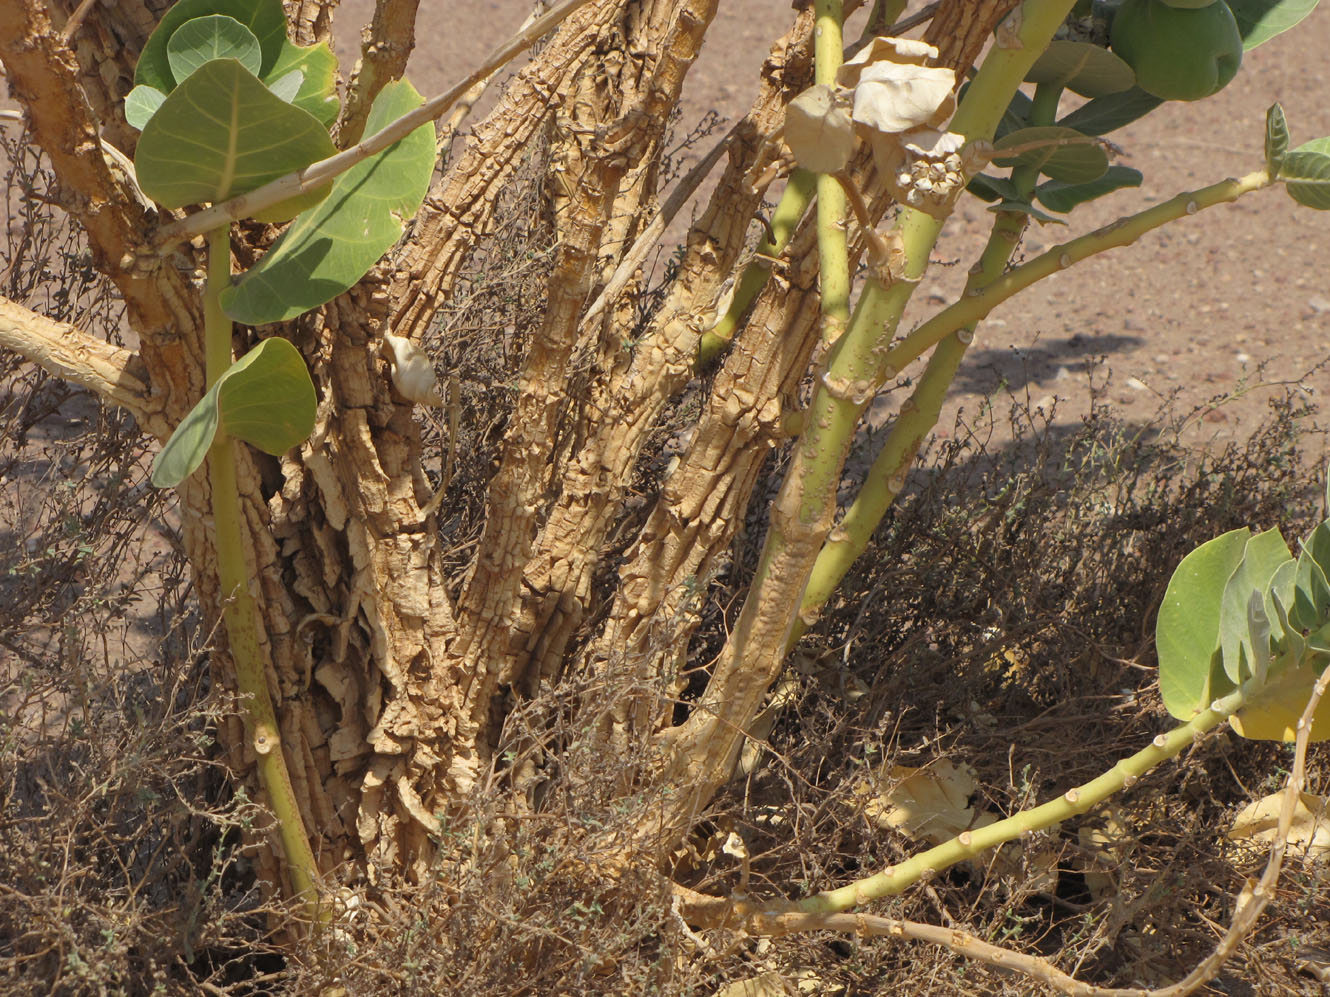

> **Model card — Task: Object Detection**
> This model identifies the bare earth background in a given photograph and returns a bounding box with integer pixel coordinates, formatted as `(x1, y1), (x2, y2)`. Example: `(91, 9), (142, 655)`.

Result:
(337, 0), (1330, 463)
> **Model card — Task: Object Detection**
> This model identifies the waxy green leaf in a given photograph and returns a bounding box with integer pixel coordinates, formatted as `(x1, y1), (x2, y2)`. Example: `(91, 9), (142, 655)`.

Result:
(1229, 0), (1320, 49)
(222, 80), (436, 325)
(265, 38), (339, 127)
(1025, 40), (1135, 98)
(1280, 137), (1330, 210)
(966, 173), (1021, 203)
(987, 200), (1066, 225)
(165, 14), (261, 83)
(1265, 102), (1289, 173)
(124, 85), (166, 131)
(993, 126), (1109, 183)
(1217, 528), (1292, 684)
(135, 0), (287, 93)
(1034, 166), (1143, 213)
(152, 337), (316, 488)
(1057, 87), (1164, 137)
(1157, 527), (1248, 719)
(134, 59), (335, 209)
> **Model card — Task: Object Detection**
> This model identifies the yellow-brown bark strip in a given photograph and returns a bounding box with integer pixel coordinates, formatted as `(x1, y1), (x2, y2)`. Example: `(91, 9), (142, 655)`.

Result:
(508, 7), (813, 690)
(388, 0), (617, 340)
(340, 0), (422, 144)
(0, 294), (167, 438)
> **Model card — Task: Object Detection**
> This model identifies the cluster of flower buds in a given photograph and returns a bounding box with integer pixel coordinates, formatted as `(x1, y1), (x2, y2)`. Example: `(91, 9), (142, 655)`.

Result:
(896, 146), (966, 208)
(783, 37), (971, 218)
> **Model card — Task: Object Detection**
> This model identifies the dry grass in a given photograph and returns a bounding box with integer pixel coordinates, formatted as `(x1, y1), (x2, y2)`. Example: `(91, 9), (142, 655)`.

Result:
(3, 128), (1329, 996)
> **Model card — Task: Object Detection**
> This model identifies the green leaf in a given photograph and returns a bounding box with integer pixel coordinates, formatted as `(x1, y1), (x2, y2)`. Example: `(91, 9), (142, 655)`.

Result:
(1291, 524), (1330, 631)
(993, 126), (1109, 183)
(967, 173), (1022, 203)
(221, 80), (437, 325)
(1228, 0), (1320, 49)
(264, 38), (339, 128)
(1270, 579), (1304, 661)
(1057, 86), (1164, 136)
(1034, 166), (1143, 212)
(1157, 527), (1249, 719)
(134, 59), (336, 209)
(1025, 40), (1135, 98)
(266, 69), (304, 103)
(1218, 528), (1292, 684)
(151, 337), (316, 488)
(124, 85), (166, 131)
(165, 14), (261, 83)
(1268, 558), (1299, 650)
(1280, 138), (1330, 210)
(997, 90), (1033, 141)
(1265, 102), (1289, 173)
(1246, 589), (1272, 685)
(135, 0), (288, 93)
(987, 200), (1067, 225)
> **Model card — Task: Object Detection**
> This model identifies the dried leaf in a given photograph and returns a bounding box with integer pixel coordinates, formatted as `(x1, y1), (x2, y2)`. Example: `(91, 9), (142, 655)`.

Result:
(837, 37), (941, 89)
(712, 972), (786, 997)
(784, 84), (855, 175)
(1077, 808), (1133, 901)
(851, 61), (956, 135)
(1228, 791), (1330, 857)
(862, 759), (978, 841)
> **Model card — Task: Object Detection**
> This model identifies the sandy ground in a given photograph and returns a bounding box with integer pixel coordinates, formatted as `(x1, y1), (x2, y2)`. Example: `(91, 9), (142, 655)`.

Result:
(335, 0), (1330, 470)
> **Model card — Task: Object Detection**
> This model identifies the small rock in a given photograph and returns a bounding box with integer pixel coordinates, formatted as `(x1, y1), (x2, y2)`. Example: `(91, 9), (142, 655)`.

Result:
(1126, 377), (1148, 391)
(1123, 317), (1145, 332)
(1053, 366), (1072, 381)
(1235, 352), (1251, 364)
(1308, 295), (1330, 314)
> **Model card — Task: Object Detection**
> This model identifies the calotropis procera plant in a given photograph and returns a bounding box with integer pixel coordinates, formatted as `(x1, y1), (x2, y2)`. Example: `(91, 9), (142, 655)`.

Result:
(0, 0), (1329, 988)
(127, 0), (436, 916)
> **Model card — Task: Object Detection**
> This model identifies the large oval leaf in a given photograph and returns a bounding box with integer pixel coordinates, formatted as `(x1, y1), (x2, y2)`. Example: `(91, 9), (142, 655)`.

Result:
(221, 80), (437, 325)
(1157, 527), (1249, 720)
(993, 126), (1109, 183)
(1026, 41), (1135, 98)
(135, 0), (288, 93)
(152, 337), (316, 488)
(1034, 166), (1143, 213)
(166, 14), (261, 83)
(1229, 0), (1320, 50)
(265, 38), (340, 128)
(1280, 137), (1330, 211)
(134, 59), (336, 209)
(1057, 87), (1164, 137)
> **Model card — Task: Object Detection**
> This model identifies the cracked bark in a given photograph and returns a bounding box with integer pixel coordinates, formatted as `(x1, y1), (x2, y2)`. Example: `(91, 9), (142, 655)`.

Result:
(513, 7), (814, 695)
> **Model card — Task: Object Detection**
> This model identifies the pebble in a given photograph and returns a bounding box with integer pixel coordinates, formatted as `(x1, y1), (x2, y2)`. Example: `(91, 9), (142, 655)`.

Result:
(1308, 295), (1330, 314)
(1126, 377), (1148, 391)
(1235, 352), (1251, 364)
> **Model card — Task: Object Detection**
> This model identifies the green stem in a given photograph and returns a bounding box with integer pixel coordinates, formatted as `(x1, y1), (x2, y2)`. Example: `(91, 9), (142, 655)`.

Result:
(203, 225), (323, 920)
(793, 83), (1063, 639)
(815, 0), (850, 346)
(685, 0), (1077, 727)
(697, 169), (816, 366)
(795, 685), (1251, 914)
(878, 170), (1272, 377)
